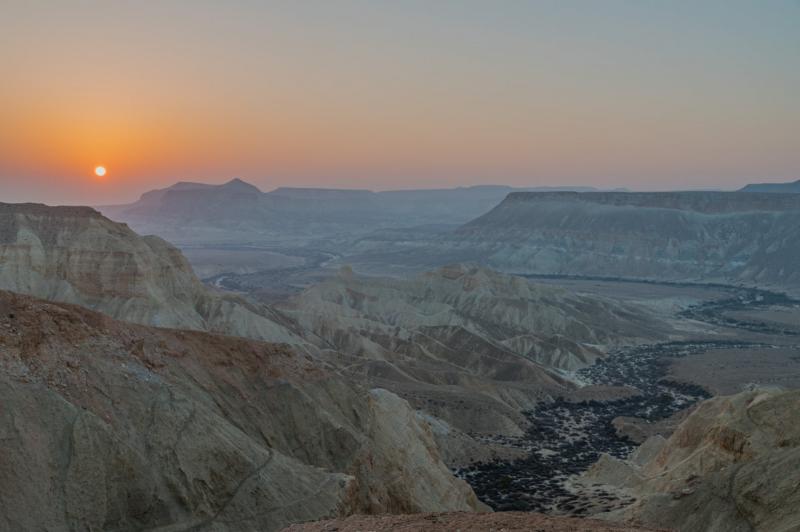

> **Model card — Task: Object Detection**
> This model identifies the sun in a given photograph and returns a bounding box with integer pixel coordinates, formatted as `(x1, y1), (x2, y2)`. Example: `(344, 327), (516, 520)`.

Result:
(94, 166), (107, 177)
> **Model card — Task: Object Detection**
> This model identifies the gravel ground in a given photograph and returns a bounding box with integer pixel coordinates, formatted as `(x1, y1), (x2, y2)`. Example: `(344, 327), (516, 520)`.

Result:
(282, 512), (664, 532)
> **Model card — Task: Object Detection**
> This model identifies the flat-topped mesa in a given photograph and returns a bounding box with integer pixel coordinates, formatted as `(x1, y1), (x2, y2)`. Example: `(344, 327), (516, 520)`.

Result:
(454, 190), (800, 287)
(500, 190), (800, 213)
(740, 178), (800, 193)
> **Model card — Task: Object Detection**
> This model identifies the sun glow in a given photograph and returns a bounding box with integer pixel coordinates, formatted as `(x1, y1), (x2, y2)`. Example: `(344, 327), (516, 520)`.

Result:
(94, 166), (107, 177)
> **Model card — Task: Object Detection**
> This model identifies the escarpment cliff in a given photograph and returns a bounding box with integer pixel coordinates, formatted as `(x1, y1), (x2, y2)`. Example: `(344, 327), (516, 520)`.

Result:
(453, 191), (800, 287)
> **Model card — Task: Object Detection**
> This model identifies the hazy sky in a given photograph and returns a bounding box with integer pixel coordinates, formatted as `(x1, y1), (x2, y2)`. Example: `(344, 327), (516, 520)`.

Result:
(1, 1), (799, 204)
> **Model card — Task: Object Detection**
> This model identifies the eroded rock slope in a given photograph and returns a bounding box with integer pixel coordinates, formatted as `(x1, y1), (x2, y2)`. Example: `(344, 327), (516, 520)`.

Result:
(0, 290), (482, 531)
(585, 388), (800, 532)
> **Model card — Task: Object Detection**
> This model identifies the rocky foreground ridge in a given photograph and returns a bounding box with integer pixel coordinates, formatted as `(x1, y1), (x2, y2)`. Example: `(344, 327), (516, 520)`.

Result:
(282, 511), (662, 531)
(585, 388), (800, 532)
(0, 202), (301, 343)
(0, 290), (482, 531)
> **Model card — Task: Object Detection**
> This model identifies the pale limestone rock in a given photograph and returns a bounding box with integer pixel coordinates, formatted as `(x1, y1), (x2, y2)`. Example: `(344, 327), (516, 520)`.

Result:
(0, 203), (301, 344)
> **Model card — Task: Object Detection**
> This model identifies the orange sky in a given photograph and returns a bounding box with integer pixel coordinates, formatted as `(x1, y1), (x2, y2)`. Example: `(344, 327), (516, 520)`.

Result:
(1, 1), (799, 204)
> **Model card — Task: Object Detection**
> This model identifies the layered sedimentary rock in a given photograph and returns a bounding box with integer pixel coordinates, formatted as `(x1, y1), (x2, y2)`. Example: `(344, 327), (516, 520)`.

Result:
(278, 265), (661, 455)
(585, 388), (800, 532)
(453, 191), (800, 287)
(286, 264), (658, 371)
(0, 202), (301, 343)
(0, 290), (482, 531)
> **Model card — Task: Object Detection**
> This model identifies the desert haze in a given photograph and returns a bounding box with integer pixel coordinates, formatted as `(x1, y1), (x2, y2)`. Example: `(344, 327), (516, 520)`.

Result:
(2, 2), (800, 532)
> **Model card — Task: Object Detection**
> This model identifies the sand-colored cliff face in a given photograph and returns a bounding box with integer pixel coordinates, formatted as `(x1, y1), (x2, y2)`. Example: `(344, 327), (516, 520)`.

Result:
(0, 203), (300, 343)
(585, 389), (800, 532)
(0, 290), (482, 532)
(454, 192), (800, 287)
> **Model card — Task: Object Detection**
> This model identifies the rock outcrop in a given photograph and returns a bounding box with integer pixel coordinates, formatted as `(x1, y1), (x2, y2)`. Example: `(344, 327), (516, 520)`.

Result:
(0, 202), (301, 343)
(584, 388), (800, 532)
(452, 191), (800, 288)
(0, 290), (482, 531)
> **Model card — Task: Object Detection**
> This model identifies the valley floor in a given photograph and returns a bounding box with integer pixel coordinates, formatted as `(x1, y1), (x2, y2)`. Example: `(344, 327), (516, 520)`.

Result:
(193, 247), (800, 524)
(449, 280), (800, 517)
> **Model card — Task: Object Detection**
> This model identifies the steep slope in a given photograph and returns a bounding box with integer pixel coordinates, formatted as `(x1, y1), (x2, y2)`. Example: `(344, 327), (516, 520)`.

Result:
(453, 191), (800, 287)
(0, 202), (300, 343)
(740, 179), (800, 193)
(0, 290), (482, 531)
(584, 388), (800, 532)
(278, 265), (662, 446)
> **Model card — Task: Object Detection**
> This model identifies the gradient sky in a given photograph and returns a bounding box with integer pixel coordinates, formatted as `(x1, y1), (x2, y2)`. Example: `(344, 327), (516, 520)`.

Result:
(1, 1), (799, 204)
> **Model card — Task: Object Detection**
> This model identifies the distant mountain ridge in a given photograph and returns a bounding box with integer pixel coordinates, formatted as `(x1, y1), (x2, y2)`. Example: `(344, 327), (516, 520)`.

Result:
(97, 179), (617, 243)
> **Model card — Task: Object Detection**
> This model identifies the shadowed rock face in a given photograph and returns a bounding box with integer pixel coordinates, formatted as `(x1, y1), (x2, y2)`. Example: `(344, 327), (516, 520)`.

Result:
(0, 202), (302, 344)
(453, 191), (800, 287)
(0, 290), (483, 532)
(584, 388), (800, 532)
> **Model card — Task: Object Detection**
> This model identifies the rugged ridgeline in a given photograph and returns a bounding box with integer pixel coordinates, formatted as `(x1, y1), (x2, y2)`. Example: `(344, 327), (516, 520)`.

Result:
(740, 179), (800, 193)
(0, 291), (482, 531)
(284, 512), (661, 531)
(0, 203), (301, 343)
(278, 265), (664, 463)
(584, 388), (800, 532)
(453, 191), (800, 288)
(98, 178), (603, 243)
